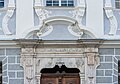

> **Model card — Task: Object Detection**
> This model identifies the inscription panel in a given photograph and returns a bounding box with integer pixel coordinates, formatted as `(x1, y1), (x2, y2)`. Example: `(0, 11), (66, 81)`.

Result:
(36, 48), (84, 54)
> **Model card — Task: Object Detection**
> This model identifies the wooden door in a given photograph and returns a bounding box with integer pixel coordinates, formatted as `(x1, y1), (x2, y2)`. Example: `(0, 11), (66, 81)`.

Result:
(41, 73), (80, 84)
(41, 74), (58, 84)
(41, 78), (58, 84)
(62, 75), (80, 84)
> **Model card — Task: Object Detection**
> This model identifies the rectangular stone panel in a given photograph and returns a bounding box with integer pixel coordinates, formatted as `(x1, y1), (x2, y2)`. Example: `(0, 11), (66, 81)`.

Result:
(97, 63), (112, 69)
(3, 71), (7, 76)
(8, 64), (23, 70)
(105, 70), (112, 76)
(96, 70), (104, 76)
(17, 71), (24, 78)
(3, 64), (7, 70)
(99, 48), (114, 55)
(17, 56), (20, 63)
(105, 56), (112, 62)
(115, 48), (120, 55)
(100, 56), (104, 62)
(96, 77), (112, 83)
(3, 76), (8, 83)
(0, 57), (5, 61)
(87, 53), (95, 65)
(8, 57), (15, 63)
(0, 49), (5, 55)
(6, 48), (20, 55)
(8, 72), (15, 78)
(9, 79), (24, 84)
(113, 75), (118, 82)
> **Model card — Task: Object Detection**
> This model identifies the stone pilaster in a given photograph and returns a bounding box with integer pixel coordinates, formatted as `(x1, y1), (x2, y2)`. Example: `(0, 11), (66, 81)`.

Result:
(20, 48), (35, 84)
(80, 73), (85, 84)
(85, 48), (100, 84)
(35, 74), (41, 84)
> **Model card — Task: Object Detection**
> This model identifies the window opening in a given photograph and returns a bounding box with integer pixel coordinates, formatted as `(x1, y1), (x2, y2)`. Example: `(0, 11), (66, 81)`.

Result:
(115, 0), (120, 9)
(46, 0), (74, 7)
(0, 0), (4, 8)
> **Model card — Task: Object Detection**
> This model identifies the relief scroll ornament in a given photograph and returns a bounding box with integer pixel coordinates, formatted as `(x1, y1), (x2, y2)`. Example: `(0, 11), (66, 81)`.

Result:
(2, 0), (15, 35)
(68, 2), (86, 39)
(34, 5), (53, 38)
(68, 23), (84, 39)
(104, 0), (118, 35)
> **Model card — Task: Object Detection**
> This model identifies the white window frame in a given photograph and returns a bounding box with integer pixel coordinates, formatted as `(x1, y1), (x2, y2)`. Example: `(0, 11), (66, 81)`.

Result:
(115, 0), (120, 9)
(46, 0), (74, 7)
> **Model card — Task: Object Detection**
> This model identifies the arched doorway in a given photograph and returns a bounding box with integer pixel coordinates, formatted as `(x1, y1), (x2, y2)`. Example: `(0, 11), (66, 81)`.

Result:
(40, 65), (80, 84)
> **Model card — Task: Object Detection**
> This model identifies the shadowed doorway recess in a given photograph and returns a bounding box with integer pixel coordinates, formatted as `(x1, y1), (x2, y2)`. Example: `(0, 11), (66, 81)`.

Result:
(40, 65), (80, 84)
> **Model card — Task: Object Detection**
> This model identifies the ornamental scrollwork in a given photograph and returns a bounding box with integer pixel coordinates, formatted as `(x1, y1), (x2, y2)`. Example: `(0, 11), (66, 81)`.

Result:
(36, 25), (53, 38)
(104, 0), (118, 35)
(35, 8), (50, 26)
(69, 0), (86, 38)
(2, 0), (15, 35)
(71, 0), (86, 25)
(34, 1), (52, 38)
(68, 23), (84, 38)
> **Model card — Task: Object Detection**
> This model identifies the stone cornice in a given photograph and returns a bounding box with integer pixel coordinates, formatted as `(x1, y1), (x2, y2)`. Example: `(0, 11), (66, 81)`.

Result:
(2, 39), (120, 48)
(14, 39), (104, 48)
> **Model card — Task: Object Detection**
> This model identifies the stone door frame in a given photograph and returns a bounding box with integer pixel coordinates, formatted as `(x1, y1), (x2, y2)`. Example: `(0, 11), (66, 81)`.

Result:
(18, 39), (103, 84)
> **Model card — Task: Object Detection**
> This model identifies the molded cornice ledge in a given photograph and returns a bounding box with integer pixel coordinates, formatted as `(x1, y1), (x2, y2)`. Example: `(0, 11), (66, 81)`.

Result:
(77, 39), (104, 48)
(14, 39), (104, 49)
(2, 0), (15, 35)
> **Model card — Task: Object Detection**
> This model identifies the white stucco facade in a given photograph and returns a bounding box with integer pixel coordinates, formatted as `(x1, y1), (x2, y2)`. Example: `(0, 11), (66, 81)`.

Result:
(0, 0), (120, 84)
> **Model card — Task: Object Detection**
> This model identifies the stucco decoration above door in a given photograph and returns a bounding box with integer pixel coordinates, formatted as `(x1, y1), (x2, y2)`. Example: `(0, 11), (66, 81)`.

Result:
(22, 16), (96, 39)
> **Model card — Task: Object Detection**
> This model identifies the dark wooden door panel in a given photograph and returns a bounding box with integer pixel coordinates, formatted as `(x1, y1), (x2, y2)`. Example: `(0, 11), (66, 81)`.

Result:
(41, 73), (80, 84)
(62, 78), (80, 84)
(41, 78), (58, 84)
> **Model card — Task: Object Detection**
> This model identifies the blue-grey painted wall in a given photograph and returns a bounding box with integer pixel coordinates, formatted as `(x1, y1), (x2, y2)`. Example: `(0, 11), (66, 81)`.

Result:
(0, 48), (24, 84)
(97, 48), (119, 84)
